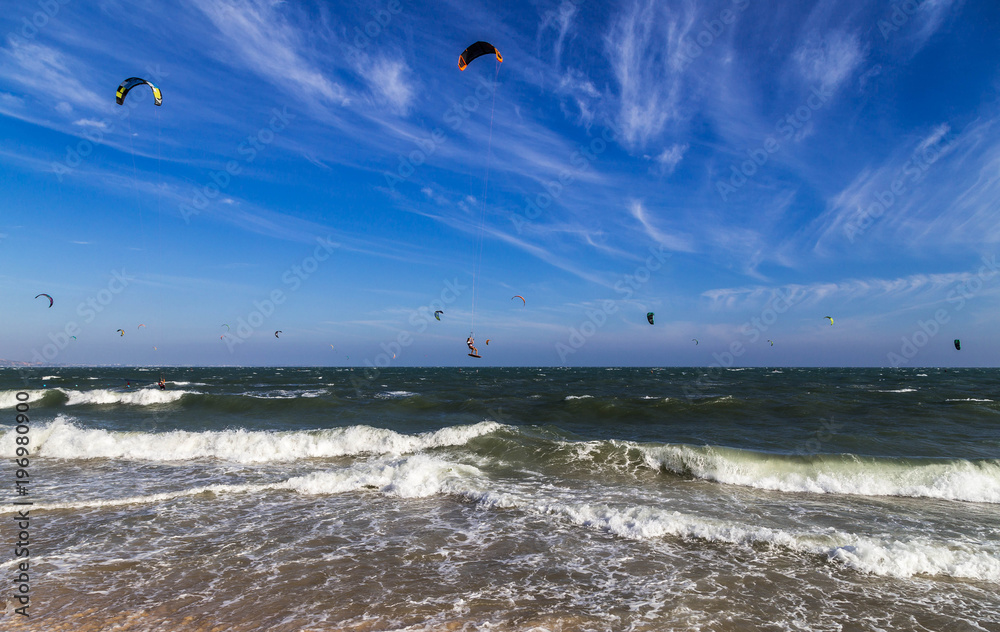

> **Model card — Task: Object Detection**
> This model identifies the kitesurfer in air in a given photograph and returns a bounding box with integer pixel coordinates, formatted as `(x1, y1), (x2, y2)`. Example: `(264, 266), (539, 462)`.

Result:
(467, 336), (479, 357)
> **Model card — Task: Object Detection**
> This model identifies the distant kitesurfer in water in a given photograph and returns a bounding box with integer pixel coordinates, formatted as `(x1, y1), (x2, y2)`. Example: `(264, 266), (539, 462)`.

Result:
(158, 378), (166, 390)
(467, 336), (480, 358)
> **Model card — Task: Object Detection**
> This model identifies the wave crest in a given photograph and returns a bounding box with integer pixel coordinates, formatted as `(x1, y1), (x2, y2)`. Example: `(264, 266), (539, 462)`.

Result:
(0, 418), (506, 463)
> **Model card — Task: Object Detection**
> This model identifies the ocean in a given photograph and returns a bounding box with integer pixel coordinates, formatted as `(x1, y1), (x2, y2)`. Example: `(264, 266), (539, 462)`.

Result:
(2, 366), (999, 631)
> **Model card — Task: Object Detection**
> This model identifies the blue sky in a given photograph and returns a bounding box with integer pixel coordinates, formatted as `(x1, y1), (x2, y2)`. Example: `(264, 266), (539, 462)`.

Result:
(1, 0), (999, 367)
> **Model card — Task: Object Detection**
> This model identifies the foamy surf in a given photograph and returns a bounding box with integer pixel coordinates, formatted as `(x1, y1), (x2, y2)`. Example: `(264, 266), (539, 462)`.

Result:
(0, 389), (48, 408)
(375, 390), (418, 399)
(0, 453), (481, 512)
(285, 453), (482, 498)
(0, 481), (282, 513)
(639, 443), (1000, 504)
(60, 387), (190, 406)
(454, 489), (1000, 581)
(245, 388), (329, 399)
(3, 366), (999, 631)
(0, 418), (506, 463)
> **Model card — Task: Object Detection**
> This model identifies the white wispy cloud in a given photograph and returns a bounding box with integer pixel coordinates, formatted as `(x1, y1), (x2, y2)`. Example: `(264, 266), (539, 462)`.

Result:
(0, 40), (105, 112)
(555, 68), (601, 127)
(703, 271), (978, 311)
(628, 200), (696, 253)
(887, 0), (960, 58)
(195, 0), (347, 107)
(357, 55), (415, 116)
(648, 142), (688, 175)
(539, 0), (579, 67)
(793, 29), (866, 95)
(73, 118), (107, 129)
(805, 117), (1000, 256)
(604, 0), (689, 147)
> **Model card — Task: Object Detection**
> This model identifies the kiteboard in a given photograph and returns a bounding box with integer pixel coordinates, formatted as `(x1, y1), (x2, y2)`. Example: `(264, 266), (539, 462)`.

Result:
(468, 353), (481, 358)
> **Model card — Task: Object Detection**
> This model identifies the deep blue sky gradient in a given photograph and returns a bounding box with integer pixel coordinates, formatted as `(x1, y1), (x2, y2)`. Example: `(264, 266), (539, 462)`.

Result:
(1, 0), (999, 367)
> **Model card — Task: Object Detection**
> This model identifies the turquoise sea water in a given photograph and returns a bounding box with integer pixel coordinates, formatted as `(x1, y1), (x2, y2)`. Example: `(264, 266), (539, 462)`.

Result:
(2, 366), (999, 631)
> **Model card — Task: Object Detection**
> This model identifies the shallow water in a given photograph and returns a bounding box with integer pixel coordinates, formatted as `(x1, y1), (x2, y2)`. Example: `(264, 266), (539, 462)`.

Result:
(2, 366), (998, 631)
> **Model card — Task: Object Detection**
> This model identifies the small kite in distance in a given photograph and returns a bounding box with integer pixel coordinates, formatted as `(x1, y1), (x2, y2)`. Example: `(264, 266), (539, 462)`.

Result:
(35, 293), (53, 307)
(138, 324), (146, 329)
(116, 329), (125, 336)
(274, 331), (282, 338)
(511, 295), (525, 306)
(692, 339), (698, 345)
(646, 312), (654, 325)
(824, 316), (834, 325)
(434, 310), (444, 321)
(768, 340), (774, 346)
(954, 339), (961, 351)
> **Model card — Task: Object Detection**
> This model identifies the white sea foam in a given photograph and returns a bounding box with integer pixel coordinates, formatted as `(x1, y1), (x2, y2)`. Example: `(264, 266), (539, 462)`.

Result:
(457, 490), (1000, 581)
(2, 445), (996, 583)
(246, 389), (328, 399)
(946, 398), (993, 402)
(0, 453), (481, 510)
(0, 418), (505, 463)
(61, 388), (189, 406)
(42, 375), (60, 380)
(285, 453), (481, 498)
(0, 389), (48, 408)
(877, 388), (917, 393)
(565, 395), (594, 400)
(375, 390), (417, 399)
(639, 444), (1000, 504)
(828, 536), (1000, 580)
(0, 482), (280, 512)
